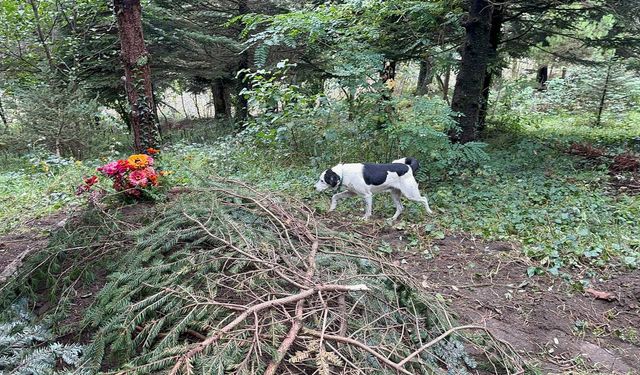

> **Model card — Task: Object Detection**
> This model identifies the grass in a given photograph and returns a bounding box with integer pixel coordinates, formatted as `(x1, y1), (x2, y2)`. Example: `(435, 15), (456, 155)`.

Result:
(1, 115), (638, 277)
(0, 160), (96, 234)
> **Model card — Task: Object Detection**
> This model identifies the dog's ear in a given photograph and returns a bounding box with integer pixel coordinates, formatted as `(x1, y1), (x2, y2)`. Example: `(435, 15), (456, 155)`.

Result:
(324, 169), (340, 187)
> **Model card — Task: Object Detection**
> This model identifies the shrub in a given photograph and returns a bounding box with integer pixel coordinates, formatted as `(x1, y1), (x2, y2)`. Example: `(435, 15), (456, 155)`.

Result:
(9, 82), (123, 159)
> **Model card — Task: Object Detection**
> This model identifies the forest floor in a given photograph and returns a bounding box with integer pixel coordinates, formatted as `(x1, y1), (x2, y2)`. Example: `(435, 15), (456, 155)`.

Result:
(326, 216), (640, 374)
(1, 205), (638, 374)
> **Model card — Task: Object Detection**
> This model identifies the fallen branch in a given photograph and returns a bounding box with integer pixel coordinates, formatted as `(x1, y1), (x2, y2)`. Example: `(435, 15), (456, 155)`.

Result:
(170, 283), (369, 375)
(264, 241), (320, 375)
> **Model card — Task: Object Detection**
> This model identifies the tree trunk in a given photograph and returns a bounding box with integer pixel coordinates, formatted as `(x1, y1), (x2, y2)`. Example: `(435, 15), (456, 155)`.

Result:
(212, 78), (231, 119)
(193, 93), (202, 118)
(477, 5), (503, 133)
(595, 62), (612, 127)
(113, 0), (160, 152)
(449, 0), (494, 143)
(536, 65), (548, 90)
(235, 0), (250, 123)
(28, 0), (56, 72)
(378, 60), (397, 128)
(416, 58), (433, 96)
(435, 66), (451, 104)
(0, 96), (7, 130)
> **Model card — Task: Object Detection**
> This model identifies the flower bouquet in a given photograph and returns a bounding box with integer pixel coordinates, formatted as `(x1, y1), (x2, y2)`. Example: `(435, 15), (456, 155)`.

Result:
(77, 148), (167, 200)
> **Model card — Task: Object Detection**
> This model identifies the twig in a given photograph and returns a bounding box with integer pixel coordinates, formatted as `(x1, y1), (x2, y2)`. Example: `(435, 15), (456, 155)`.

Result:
(303, 329), (414, 375)
(398, 325), (487, 366)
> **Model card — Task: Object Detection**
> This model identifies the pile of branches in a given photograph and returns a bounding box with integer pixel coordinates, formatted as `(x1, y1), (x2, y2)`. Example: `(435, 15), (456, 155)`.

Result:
(81, 179), (522, 374)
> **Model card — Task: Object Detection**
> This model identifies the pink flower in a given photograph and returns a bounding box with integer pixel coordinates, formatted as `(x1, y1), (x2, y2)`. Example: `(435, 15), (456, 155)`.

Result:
(147, 156), (154, 167)
(116, 159), (132, 173)
(129, 169), (148, 187)
(98, 161), (119, 176)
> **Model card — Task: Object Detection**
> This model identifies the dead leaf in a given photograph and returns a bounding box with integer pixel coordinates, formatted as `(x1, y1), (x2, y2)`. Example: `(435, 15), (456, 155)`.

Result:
(585, 288), (616, 301)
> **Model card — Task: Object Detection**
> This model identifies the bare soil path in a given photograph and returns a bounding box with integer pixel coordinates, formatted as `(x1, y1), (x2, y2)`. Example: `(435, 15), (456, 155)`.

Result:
(349, 219), (640, 374)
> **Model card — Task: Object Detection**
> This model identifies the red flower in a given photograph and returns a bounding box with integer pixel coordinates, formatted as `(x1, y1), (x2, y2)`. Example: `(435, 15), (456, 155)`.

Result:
(146, 147), (160, 155)
(84, 175), (98, 186)
(116, 159), (132, 173)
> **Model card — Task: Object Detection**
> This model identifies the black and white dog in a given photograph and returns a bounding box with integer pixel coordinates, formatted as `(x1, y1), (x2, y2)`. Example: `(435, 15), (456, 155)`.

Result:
(314, 157), (433, 220)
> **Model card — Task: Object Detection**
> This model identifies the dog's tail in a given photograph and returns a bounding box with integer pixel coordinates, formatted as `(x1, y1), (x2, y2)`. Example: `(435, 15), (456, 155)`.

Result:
(393, 157), (420, 174)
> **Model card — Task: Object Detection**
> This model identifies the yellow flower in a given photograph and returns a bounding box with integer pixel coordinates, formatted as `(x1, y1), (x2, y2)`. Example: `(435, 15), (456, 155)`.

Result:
(127, 154), (150, 169)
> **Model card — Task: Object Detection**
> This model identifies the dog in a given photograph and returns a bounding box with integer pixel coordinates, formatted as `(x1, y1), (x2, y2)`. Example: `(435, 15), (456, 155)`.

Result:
(314, 157), (433, 220)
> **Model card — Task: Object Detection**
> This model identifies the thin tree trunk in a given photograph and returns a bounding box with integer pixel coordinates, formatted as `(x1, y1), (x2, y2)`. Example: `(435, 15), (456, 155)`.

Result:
(212, 78), (230, 119)
(235, 0), (250, 123)
(449, 0), (494, 143)
(223, 82), (232, 118)
(28, 0), (56, 72)
(595, 62), (612, 127)
(379, 60), (397, 128)
(180, 91), (190, 120)
(0, 96), (8, 130)
(193, 93), (202, 118)
(478, 5), (503, 133)
(416, 58), (433, 96)
(114, 0), (160, 152)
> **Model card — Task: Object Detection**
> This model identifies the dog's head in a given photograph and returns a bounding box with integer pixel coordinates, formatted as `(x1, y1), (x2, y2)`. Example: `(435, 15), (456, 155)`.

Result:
(315, 168), (340, 191)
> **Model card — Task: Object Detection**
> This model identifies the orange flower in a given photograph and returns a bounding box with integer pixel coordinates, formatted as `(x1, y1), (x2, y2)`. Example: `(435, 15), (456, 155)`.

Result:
(127, 154), (150, 169)
(146, 147), (160, 155)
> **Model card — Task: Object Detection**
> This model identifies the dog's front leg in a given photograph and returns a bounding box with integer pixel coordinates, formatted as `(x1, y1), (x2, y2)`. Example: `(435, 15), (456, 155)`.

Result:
(362, 194), (373, 220)
(329, 191), (355, 211)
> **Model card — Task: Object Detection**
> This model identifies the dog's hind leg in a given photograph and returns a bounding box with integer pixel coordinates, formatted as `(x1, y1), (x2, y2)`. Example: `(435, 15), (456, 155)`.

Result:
(390, 189), (404, 220)
(401, 183), (433, 215)
(329, 191), (356, 211)
(363, 194), (373, 220)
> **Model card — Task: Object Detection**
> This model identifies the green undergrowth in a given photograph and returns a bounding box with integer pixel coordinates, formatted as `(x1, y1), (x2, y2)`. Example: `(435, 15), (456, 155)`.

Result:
(161, 131), (639, 277)
(0, 159), (96, 234)
(1, 118), (638, 276)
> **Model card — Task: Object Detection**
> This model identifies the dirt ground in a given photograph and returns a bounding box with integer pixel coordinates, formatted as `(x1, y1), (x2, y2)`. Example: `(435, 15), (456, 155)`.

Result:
(376, 226), (640, 374)
(0, 213), (68, 283)
(2, 208), (639, 374)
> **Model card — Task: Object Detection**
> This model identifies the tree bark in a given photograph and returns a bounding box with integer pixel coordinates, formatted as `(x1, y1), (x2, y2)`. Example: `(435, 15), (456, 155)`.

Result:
(449, 0), (494, 143)
(212, 78), (232, 119)
(113, 0), (160, 152)
(416, 58), (433, 96)
(477, 5), (503, 133)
